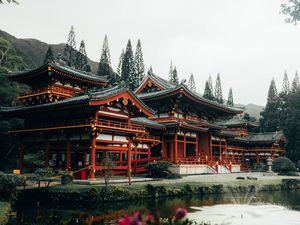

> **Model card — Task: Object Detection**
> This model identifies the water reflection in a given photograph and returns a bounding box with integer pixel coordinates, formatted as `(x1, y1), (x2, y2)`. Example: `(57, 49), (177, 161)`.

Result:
(10, 190), (300, 225)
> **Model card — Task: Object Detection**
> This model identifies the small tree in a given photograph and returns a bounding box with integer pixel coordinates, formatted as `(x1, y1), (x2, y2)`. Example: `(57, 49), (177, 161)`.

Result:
(227, 88), (234, 106)
(76, 40), (90, 72)
(291, 71), (299, 93)
(203, 76), (214, 101)
(187, 73), (196, 92)
(134, 39), (145, 85)
(63, 25), (77, 67)
(121, 39), (136, 90)
(117, 49), (124, 75)
(214, 73), (223, 104)
(147, 66), (153, 75)
(171, 66), (179, 85)
(43, 46), (54, 64)
(272, 157), (296, 173)
(282, 71), (290, 94)
(101, 152), (115, 187)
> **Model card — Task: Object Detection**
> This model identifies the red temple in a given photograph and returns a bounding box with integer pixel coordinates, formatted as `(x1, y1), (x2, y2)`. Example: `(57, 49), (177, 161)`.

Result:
(0, 63), (286, 178)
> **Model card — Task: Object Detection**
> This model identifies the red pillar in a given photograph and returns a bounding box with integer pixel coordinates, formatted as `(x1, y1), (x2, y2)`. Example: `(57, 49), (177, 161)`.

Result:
(45, 142), (50, 167)
(65, 138), (71, 170)
(174, 133), (178, 163)
(162, 137), (167, 159)
(147, 144), (151, 159)
(183, 134), (186, 159)
(196, 133), (199, 160)
(19, 145), (24, 172)
(89, 136), (96, 179)
(127, 139), (132, 185)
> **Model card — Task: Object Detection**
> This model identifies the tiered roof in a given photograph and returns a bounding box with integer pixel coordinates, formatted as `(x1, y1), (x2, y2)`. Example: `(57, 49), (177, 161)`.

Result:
(230, 131), (286, 144)
(6, 62), (107, 86)
(0, 84), (154, 117)
(217, 117), (258, 128)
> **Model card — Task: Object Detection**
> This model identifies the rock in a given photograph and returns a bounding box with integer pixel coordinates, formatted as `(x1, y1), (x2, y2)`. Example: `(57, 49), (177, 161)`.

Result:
(247, 176), (258, 180)
(236, 177), (245, 180)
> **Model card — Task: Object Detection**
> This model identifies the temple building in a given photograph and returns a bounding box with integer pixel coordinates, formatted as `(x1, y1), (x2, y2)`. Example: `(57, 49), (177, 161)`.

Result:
(0, 62), (286, 178)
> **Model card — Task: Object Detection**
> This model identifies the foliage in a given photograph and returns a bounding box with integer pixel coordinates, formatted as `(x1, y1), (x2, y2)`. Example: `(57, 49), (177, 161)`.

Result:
(43, 46), (54, 64)
(203, 76), (214, 101)
(227, 88), (234, 106)
(281, 0), (300, 24)
(117, 49), (125, 75)
(134, 39), (145, 85)
(272, 157), (296, 173)
(0, 37), (27, 73)
(147, 66), (153, 75)
(76, 40), (90, 72)
(121, 39), (136, 90)
(0, 0), (18, 4)
(0, 201), (10, 225)
(214, 74), (223, 104)
(282, 71), (290, 94)
(187, 74), (196, 92)
(63, 26), (77, 68)
(144, 161), (181, 179)
(0, 172), (25, 201)
(101, 152), (115, 187)
(170, 66), (179, 85)
(117, 208), (208, 225)
(291, 71), (299, 93)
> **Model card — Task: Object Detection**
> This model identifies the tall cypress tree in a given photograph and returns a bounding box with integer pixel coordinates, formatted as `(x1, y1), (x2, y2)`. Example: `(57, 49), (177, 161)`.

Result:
(147, 66), (153, 75)
(260, 78), (280, 132)
(291, 71), (299, 93)
(117, 49), (124, 75)
(227, 88), (234, 106)
(76, 40), (90, 72)
(121, 39), (135, 90)
(214, 74), (223, 104)
(203, 76), (214, 101)
(97, 35), (111, 76)
(63, 25), (77, 67)
(134, 39), (145, 85)
(43, 46), (54, 64)
(187, 73), (196, 92)
(171, 67), (179, 85)
(282, 71), (290, 94)
(168, 61), (174, 81)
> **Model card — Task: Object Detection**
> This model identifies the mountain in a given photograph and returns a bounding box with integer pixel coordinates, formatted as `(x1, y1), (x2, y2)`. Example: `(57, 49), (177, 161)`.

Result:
(244, 103), (264, 120)
(0, 30), (99, 73)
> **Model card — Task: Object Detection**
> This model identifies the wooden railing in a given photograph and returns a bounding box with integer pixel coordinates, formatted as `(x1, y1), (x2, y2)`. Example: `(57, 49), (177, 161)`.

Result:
(227, 145), (285, 152)
(96, 119), (145, 132)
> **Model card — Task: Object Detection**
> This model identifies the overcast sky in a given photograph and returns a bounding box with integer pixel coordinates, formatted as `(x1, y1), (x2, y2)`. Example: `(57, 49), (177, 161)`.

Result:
(0, 0), (298, 106)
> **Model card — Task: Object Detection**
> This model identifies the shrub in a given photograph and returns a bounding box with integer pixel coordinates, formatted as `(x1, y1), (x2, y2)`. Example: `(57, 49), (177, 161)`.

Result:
(272, 157), (296, 173)
(144, 161), (181, 179)
(0, 172), (25, 201)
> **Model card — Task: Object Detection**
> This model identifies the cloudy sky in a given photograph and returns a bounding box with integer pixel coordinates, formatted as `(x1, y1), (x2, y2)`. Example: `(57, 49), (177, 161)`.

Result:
(0, 0), (298, 105)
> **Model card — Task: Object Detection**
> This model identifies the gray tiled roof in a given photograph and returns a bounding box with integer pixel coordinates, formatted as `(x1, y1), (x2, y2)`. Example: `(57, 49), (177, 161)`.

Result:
(232, 131), (285, 143)
(6, 62), (107, 83)
(217, 117), (258, 127)
(0, 84), (155, 115)
(131, 117), (165, 129)
(137, 84), (243, 114)
(164, 121), (209, 132)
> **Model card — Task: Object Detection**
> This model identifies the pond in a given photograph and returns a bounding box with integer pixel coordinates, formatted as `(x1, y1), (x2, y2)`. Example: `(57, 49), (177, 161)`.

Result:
(9, 189), (300, 225)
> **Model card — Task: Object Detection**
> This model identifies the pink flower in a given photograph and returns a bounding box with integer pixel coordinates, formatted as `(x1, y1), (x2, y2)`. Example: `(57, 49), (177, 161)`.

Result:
(175, 208), (188, 221)
(118, 216), (130, 225)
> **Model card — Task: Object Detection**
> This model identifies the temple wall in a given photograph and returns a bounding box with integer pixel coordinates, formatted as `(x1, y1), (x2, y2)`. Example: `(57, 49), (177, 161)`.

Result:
(198, 133), (210, 157)
(169, 165), (217, 175)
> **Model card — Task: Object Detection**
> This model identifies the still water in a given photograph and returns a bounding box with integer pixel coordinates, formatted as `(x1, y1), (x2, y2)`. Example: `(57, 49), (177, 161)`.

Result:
(9, 190), (300, 225)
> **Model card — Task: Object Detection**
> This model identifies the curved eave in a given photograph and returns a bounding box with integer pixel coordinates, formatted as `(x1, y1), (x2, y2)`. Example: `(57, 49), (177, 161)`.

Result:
(89, 89), (155, 117)
(165, 122), (208, 133)
(140, 85), (243, 115)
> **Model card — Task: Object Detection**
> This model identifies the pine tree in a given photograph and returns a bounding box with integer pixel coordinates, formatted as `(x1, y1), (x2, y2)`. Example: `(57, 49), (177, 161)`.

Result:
(134, 39), (145, 85)
(291, 71), (299, 93)
(214, 74), (223, 104)
(43, 46), (54, 64)
(282, 71), (290, 94)
(203, 76), (214, 101)
(227, 88), (234, 106)
(171, 66), (179, 85)
(168, 61), (173, 81)
(63, 25), (77, 67)
(117, 49), (124, 75)
(97, 35), (111, 76)
(267, 78), (278, 101)
(147, 66), (153, 75)
(76, 40), (90, 72)
(187, 73), (196, 92)
(121, 39), (136, 90)
(260, 78), (281, 132)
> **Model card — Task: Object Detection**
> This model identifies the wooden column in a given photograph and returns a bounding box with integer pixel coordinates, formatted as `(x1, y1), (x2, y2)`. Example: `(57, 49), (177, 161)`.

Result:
(209, 134), (212, 162)
(45, 142), (50, 167)
(196, 133), (199, 159)
(162, 136), (166, 159)
(89, 136), (96, 179)
(183, 133), (186, 159)
(127, 139), (132, 185)
(134, 143), (138, 175)
(174, 133), (178, 163)
(256, 152), (259, 163)
(65, 138), (71, 170)
(19, 144), (24, 172)
(147, 144), (151, 159)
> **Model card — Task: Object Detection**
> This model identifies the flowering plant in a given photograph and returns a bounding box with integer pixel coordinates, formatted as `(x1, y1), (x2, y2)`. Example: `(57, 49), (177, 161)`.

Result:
(118, 208), (198, 225)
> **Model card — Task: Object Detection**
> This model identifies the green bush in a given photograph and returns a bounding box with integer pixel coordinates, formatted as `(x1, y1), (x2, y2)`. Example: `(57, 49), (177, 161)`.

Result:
(0, 173), (25, 201)
(144, 161), (181, 179)
(272, 157), (296, 173)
